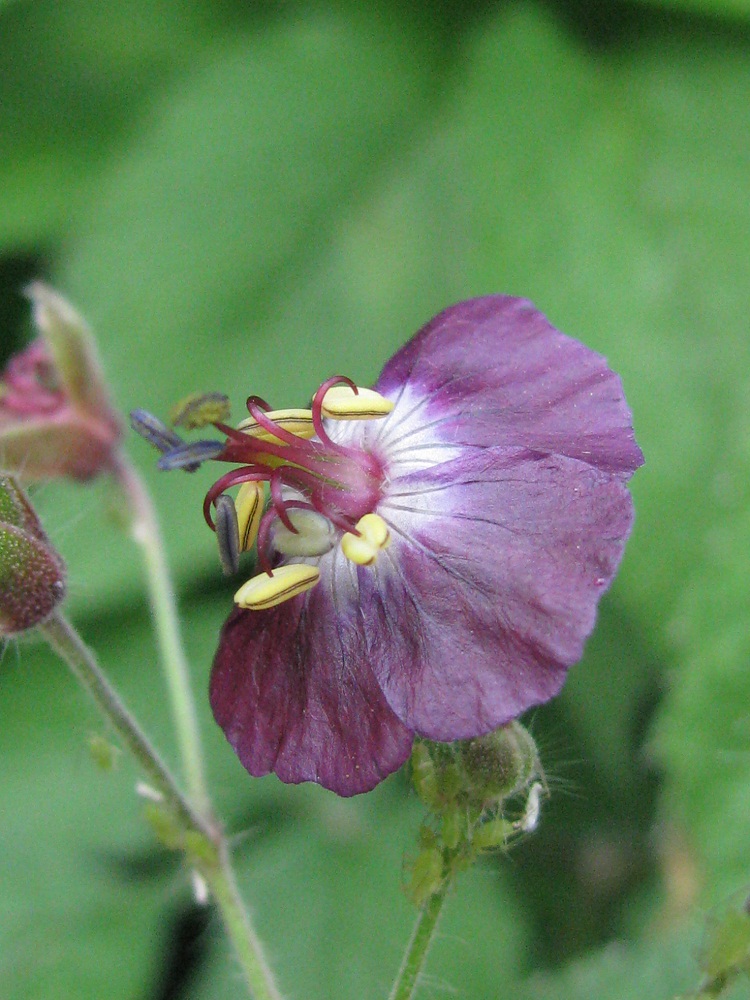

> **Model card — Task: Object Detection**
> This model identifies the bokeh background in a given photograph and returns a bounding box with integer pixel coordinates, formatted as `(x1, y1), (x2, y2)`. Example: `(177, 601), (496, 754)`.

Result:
(1, 0), (750, 997)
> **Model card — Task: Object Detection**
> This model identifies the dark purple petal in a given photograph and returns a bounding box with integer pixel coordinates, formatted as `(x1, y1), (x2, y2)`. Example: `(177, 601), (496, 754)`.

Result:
(363, 447), (635, 740)
(210, 569), (414, 796)
(208, 296), (643, 796)
(376, 297), (643, 477)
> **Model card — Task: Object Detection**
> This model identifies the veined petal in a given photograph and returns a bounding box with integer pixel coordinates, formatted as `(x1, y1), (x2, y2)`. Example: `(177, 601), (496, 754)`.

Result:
(374, 296), (644, 478)
(365, 447), (635, 740)
(199, 295), (643, 796)
(210, 559), (414, 796)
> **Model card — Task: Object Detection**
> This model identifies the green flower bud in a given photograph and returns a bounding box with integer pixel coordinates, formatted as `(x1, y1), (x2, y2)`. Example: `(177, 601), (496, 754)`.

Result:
(458, 721), (540, 804)
(0, 476), (65, 636)
(411, 722), (541, 814)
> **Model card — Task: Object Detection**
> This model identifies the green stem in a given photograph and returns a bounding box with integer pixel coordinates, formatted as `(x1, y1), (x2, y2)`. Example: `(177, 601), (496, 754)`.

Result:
(38, 609), (283, 1000)
(389, 886), (449, 1000)
(37, 610), (209, 837)
(111, 452), (209, 814)
(203, 841), (284, 1000)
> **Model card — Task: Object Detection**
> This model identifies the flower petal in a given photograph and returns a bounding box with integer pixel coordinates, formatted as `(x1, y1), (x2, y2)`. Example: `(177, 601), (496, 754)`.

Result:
(210, 558), (414, 796)
(365, 447), (636, 740)
(375, 296), (643, 477)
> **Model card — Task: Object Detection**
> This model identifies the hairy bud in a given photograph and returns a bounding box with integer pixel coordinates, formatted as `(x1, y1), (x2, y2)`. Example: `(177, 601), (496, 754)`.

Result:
(0, 476), (65, 635)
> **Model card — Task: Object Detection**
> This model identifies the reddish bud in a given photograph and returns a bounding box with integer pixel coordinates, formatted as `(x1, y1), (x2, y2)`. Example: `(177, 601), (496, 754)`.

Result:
(0, 284), (121, 481)
(0, 476), (65, 635)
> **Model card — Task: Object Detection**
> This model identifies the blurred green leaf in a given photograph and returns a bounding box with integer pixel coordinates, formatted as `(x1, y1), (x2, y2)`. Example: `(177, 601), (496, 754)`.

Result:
(0, 0), (223, 246)
(518, 923), (712, 1000)
(0, 585), (302, 999)
(652, 505), (750, 903)
(631, 0), (750, 18)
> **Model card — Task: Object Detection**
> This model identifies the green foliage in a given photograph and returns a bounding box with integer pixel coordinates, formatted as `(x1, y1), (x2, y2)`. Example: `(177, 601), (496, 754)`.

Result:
(2, 0), (750, 997)
(631, 0), (750, 18)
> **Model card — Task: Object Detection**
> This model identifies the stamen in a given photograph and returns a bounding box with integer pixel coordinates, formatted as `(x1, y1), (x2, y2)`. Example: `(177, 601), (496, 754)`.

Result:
(213, 419), (315, 466)
(341, 513), (391, 566)
(236, 407), (315, 444)
(320, 385), (394, 420)
(214, 494), (240, 576)
(311, 376), (358, 447)
(204, 469), (270, 529)
(235, 481), (264, 551)
(170, 392), (231, 429)
(130, 409), (183, 454)
(234, 564), (320, 610)
(269, 468), (298, 533)
(157, 439), (225, 471)
(178, 375), (389, 553)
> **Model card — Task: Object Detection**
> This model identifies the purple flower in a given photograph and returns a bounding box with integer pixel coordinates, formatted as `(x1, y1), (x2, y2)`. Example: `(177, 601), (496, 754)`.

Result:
(158, 297), (642, 796)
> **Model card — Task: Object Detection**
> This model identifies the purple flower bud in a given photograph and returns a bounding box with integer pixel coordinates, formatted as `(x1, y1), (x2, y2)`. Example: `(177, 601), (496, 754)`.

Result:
(0, 284), (121, 481)
(0, 476), (65, 635)
(151, 297), (644, 796)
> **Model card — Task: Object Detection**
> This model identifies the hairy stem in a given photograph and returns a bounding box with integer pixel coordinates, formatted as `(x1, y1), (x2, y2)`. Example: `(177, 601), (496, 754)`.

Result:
(38, 609), (283, 1000)
(111, 452), (209, 814)
(389, 886), (448, 1000)
(203, 841), (284, 1000)
(38, 610), (209, 836)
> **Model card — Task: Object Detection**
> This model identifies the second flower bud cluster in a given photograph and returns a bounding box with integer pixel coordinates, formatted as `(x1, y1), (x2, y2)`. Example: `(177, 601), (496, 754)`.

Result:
(407, 722), (545, 905)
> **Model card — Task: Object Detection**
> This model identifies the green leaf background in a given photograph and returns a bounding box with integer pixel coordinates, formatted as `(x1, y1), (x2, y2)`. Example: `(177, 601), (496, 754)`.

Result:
(2, 0), (750, 997)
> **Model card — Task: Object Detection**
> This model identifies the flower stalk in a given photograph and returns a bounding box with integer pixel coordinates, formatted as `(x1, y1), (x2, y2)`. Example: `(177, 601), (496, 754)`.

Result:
(36, 608), (283, 1000)
(111, 450), (210, 816)
(391, 727), (546, 998)
(37, 609), (208, 835)
(388, 885), (448, 1000)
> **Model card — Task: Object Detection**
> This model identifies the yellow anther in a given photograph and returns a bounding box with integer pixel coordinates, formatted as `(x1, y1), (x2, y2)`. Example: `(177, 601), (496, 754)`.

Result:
(319, 385), (394, 420)
(341, 512), (391, 566)
(170, 391), (230, 429)
(236, 408), (315, 442)
(234, 563), (320, 610)
(235, 481), (264, 552)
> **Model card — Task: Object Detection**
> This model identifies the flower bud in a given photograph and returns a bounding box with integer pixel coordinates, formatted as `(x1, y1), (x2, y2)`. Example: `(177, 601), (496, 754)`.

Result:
(0, 476), (65, 635)
(0, 284), (121, 481)
(458, 721), (540, 804)
(411, 721), (541, 814)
